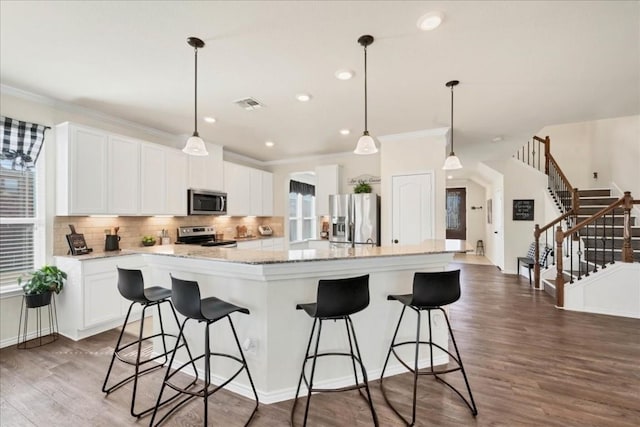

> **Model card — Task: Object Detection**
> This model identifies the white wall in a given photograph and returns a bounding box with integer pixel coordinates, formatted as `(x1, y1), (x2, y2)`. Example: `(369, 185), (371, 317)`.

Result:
(539, 115), (640, 197)
(379, 130), (448, 244)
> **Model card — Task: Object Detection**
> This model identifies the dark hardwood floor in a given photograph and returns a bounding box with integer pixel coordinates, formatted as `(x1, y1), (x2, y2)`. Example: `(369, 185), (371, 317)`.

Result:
(1, 263), (639, 426)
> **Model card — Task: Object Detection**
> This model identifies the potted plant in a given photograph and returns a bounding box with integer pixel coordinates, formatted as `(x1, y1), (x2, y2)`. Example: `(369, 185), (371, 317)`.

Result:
(18, 265), (67, 308)
(354, 180), (372, 194)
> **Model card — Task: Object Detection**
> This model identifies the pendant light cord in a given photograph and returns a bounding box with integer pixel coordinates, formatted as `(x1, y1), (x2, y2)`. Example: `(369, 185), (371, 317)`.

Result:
(194, 46), (199, 136)
(450, 84), (454, 154)
(364, 45), (368, 133)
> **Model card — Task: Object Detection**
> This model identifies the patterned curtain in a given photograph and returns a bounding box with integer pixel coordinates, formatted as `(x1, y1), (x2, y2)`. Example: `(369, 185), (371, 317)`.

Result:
(1, 116), (50, 170)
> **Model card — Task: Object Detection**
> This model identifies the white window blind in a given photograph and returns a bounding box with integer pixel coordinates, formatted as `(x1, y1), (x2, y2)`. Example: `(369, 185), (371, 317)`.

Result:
(0, 159), (37, 288)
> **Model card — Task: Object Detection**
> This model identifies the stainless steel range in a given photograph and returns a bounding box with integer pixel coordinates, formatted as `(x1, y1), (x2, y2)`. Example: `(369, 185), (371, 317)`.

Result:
(176, 226), (237, 247)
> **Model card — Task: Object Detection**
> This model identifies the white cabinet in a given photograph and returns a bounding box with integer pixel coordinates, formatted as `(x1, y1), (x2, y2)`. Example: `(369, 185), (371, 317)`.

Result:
(108, 135), (140, 215)
(262, 171), (274, 216)
(224, 162), (251, 216)
(165, 148), (188, 215)
(224, 162), (273, 216)
(188, 142), (224, 192)
(236, 237), (284, 251)
(315, 164), (341, 216)
(140, 143), (188, 216)
(140, 143), (166, 215)
(56, 123), (108, 215)
(55, 255), (147, 340)
(56, 122), (188, 216)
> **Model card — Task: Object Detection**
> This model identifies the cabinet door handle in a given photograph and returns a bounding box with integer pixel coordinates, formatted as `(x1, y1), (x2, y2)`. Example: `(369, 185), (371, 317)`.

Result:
(393, 239), (399, 244)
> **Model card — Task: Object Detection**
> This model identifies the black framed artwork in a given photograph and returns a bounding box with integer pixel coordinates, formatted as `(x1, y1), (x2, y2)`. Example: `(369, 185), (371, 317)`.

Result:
(513, 199), (535, 221)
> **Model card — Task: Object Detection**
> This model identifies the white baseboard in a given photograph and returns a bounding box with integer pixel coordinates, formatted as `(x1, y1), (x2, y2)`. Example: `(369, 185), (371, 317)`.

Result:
(1, 327), (55, 349)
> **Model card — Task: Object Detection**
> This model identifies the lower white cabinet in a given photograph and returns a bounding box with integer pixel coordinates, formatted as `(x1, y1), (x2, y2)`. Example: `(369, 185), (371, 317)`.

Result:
(55, 255), (147, 341)
(236, 237), (284, 251)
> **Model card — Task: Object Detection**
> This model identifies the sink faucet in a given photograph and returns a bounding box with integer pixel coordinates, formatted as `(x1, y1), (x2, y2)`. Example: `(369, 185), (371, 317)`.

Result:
(366, 238), (374, 247)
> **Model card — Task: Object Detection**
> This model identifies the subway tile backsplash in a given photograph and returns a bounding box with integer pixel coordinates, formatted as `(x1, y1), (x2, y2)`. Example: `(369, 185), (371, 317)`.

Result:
(53, 216), (284, 255)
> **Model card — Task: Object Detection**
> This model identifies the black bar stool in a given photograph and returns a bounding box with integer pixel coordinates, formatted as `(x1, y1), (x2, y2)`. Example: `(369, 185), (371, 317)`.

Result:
(102, 267), (197, 418)
(150, 275), (259, 427)
(291, 274), (378, 426)
(380, 270), (477, 425)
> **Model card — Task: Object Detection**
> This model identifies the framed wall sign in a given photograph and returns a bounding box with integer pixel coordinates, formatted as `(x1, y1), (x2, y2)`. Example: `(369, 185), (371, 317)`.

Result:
(513, 199), (535, 221)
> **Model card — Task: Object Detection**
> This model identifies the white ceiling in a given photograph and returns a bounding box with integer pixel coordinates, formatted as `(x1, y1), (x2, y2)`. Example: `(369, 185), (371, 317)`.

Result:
(1, 1), (638, 172)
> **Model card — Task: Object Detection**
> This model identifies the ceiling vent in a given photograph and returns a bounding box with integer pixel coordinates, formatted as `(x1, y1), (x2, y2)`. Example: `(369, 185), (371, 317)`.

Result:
(234, 97), (264, 111)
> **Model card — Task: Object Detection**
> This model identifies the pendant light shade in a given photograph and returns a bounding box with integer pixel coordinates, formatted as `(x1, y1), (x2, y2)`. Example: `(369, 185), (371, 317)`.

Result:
(354, 35), (378, 155)
(183, 37), (208, 156)
(443, 80), (462, 170)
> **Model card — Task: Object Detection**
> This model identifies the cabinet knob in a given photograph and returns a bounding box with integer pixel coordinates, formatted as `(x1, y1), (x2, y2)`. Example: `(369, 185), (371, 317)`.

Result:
(394, 239), (399, 244)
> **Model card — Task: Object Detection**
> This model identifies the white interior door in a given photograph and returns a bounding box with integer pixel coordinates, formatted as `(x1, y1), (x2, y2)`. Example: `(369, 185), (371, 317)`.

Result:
(392, 173), (434, 245)
(492, 188), (504, 269)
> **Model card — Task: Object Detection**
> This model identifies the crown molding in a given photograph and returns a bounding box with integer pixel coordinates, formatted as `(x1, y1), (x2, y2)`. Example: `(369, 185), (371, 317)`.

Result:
(1, 84), (181, 143)
(377, 127), (449, 143)
(263, 150), (366, 166)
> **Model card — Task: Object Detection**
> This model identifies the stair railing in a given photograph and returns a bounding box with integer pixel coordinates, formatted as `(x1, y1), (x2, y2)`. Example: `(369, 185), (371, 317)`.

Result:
(520, 136), (580, 289)
(553, 192), (635, 308)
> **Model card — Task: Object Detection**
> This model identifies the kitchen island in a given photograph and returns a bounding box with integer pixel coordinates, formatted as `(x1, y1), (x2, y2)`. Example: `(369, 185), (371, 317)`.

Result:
(138, 239), (469, 403)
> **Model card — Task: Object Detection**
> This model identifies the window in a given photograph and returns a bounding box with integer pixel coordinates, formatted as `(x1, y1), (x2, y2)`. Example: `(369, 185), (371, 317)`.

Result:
(289, 180), (316, 242)
(0, 158), (44, 291)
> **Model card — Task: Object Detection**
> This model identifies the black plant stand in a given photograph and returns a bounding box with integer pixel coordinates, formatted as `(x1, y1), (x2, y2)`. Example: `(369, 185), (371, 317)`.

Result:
(16, 292), (59, 349)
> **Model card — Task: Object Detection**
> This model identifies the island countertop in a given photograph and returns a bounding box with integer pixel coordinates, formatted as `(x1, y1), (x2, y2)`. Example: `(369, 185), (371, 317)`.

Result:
(121, 239), (471, 264)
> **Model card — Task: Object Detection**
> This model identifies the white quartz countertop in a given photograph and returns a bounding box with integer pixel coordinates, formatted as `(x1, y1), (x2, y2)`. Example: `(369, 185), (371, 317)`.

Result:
(56, 240), (471, 264)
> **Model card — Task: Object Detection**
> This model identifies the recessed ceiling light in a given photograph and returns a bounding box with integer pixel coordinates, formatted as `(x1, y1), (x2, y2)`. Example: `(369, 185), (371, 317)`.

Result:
(339, 129), (351, 135)
(335, 69), (354, 80)
(203, 116), (216, 123)
(447, 175), (453, 179)
(265, 141), (275, 147)
(417, 11), (444, 31)
(296, 93), (312, 102)
(492, 136), (503, 142)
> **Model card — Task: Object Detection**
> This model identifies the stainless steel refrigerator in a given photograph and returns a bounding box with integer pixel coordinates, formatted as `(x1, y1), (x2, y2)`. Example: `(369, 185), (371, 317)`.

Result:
(329, 193), (380, 246)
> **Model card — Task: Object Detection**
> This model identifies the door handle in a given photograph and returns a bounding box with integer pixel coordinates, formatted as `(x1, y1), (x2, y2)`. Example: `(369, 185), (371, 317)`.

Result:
(494, 231), (498, 234)
(393, 239), (399, 244)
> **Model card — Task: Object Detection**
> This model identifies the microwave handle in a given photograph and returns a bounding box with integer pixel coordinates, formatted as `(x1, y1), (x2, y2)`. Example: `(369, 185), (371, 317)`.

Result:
(221, 196), (226, 212)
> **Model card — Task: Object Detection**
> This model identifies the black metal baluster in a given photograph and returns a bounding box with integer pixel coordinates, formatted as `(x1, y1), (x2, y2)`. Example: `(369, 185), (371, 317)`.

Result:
(593, 218), (599, 274)
(584, 222), (590, 277)
(569, 227), (574, 283)
(611, 209), (616, 265)
(601, 215), (607, 269)
(577, 225), (583, 280)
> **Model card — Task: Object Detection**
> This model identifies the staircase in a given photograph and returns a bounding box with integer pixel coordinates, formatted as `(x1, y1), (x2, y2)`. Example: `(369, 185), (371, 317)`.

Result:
(515, 136), (639, 316)
(576, 189), (640, 264)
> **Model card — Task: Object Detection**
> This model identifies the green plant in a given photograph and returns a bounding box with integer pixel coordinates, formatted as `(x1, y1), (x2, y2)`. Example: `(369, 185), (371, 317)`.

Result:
(353, 180), (372, 193)
(18, 265), (67, 296)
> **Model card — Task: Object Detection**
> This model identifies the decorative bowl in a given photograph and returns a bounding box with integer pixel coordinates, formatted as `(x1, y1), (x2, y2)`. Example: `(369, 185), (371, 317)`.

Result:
(142, 241), (156, 247)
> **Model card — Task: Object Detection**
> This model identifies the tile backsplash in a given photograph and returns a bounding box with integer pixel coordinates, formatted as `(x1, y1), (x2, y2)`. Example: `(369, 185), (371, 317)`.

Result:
(53, 216), (284, 255)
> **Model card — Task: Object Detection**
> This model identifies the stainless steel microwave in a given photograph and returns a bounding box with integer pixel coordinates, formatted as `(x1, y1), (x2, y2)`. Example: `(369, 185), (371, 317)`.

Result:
(188, 189), (227, 215)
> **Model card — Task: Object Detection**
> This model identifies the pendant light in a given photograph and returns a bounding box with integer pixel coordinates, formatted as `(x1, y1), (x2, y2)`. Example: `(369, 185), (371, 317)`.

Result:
(442, 80), (462, 169)
(354, 35), (378, 155)
(182, 37), (208, 156)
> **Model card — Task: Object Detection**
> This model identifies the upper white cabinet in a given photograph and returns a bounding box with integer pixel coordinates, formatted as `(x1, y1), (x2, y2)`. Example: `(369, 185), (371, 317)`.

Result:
(224, 162), (251, 216)
(315, 164), (341, 216)
(188, 142), (224, 192)
(224, 162), (273, 216)
(56, 123), (111, 215)
(140, 143), (187, 216)
(108, 135), (140, 215)
(56, 122), (188, 216)
(262, 170), (273, 216)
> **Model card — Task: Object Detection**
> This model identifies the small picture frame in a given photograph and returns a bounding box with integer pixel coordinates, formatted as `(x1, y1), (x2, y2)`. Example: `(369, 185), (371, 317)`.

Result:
(66, 233), (90, 255)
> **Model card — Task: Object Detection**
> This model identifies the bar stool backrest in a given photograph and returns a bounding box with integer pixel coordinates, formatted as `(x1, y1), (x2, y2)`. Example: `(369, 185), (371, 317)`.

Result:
(117, 267), (146, 302)
(315, 274), (370, 318)
(411, 270), (461, 308)
(170, 276), (205, 320)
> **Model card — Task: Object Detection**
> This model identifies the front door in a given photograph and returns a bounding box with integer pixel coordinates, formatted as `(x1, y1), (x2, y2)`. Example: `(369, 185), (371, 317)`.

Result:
(446, 187), (466, 240)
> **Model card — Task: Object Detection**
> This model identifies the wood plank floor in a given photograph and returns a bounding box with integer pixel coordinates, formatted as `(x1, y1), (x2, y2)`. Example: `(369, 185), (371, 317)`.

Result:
(1, 263), (639, 426)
